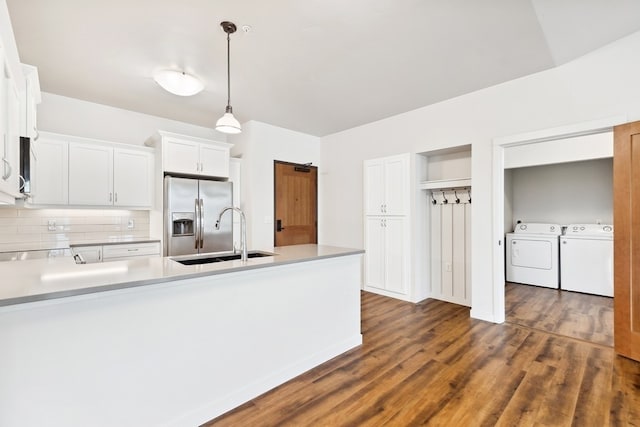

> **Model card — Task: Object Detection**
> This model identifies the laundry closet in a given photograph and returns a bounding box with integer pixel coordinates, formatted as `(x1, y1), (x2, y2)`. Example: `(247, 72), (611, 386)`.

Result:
(502, 131), (614, 297)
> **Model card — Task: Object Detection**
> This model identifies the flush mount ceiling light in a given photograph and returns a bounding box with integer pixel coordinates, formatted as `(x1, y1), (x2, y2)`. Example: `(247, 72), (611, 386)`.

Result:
(215, 21), (242, 134)
(154, 69), (204, 96)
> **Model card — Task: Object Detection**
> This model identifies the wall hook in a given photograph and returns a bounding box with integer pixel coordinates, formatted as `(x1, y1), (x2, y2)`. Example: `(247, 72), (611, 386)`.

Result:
(467, 190), (472, 204)
(454, 190), (461, 204)
(431, 192), (437, 205)
(442, 191), (448, 204)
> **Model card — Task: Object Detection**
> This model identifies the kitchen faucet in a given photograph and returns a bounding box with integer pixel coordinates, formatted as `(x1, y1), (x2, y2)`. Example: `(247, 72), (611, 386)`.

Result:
(215, 207), (248, 262)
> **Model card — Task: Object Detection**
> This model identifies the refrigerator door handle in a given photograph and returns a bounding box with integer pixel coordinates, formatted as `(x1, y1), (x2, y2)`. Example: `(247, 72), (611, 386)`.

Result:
(199, 198), (204, 249)
(194, 198), (200, 249)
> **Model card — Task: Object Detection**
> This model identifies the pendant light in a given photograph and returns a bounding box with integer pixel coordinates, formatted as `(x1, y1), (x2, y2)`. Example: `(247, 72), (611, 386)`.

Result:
(215, 21), (242, 134)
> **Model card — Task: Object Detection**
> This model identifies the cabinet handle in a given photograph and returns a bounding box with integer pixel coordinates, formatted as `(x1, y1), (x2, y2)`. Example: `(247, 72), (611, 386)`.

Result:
(109, 192), (113, 202)
(1, 158), (11, 180)
(115, 193), (118, 203)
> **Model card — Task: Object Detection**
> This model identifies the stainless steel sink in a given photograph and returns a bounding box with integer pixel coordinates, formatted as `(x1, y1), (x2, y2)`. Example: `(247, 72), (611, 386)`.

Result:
(171, 250), (276, 266)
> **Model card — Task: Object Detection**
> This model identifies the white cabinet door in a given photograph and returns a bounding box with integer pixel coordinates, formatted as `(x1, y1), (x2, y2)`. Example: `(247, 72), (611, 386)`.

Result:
(0, 54), (20, 199)
(72, 245), (102, 263)
(68, 142), (113, 205)
(384, 155), (409, 215)
(364, 217), (386, 290)
(30, 138), (69, 205)
(364, 159), (385, 215)
(200, 143), (229, 178)
(384, 216), (407, 294)
(113, 148), (152, 207)
(102, 242), (161, 261)
(164, 138), (199, 175)
(364, 154), (409, 216)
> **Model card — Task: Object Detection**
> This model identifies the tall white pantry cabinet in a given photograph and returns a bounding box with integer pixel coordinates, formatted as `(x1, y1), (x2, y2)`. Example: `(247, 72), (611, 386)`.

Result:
(363, 153), (411, 299)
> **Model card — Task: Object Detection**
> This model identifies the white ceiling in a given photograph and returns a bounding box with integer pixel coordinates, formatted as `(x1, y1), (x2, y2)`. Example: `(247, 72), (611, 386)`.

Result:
(6, 0), (640, 137)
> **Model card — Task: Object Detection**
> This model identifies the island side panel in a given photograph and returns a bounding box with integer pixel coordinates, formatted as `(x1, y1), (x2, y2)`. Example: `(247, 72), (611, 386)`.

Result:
(0, 254), (362, 427)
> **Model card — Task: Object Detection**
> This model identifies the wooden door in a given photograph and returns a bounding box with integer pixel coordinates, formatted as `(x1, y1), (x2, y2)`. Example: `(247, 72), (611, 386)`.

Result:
(614, 120), (640, 362)
(274, 161), (317, 246)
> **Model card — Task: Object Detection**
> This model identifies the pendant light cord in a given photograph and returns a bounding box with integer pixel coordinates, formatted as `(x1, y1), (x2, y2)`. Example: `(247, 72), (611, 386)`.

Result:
(226, 31), (231, 109)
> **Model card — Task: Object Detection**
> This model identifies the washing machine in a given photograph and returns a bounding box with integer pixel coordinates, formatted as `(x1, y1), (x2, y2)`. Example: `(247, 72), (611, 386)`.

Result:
(506, 223), (562, 288)
(560, 224), (613, 297)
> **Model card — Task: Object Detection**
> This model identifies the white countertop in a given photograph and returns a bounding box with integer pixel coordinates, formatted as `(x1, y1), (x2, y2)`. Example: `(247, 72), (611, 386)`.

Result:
(0, 244), (363, 307)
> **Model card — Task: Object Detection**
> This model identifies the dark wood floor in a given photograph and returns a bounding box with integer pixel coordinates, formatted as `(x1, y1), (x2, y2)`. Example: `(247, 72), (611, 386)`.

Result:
(204, 289), (640, 426)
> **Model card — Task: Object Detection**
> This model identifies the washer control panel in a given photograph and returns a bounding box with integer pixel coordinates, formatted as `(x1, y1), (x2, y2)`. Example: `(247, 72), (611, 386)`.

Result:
(565, 224), (613, 234)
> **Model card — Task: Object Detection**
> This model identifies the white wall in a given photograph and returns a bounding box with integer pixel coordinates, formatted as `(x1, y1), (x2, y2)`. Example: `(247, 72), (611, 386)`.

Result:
(38, 92), (225, 146)
(320, 30), (640, 322)
(508, 158), (613, 228)
(229, 121), (321, 250)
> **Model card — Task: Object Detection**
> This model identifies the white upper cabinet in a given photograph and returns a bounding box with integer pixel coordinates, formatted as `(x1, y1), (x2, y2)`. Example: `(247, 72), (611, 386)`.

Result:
(364, 153), (410, 216)
(19, 64), (41, 139)
(0, 47), (20, 203)
(30, 137), (68, 205)
(148, 131), (232, 178)
(31, 132), (154, 208)
(199, 143), (229, 177)
(113, 148), (153, 207)
(68, 142), (113, 205)
(163, 137), (199, 175)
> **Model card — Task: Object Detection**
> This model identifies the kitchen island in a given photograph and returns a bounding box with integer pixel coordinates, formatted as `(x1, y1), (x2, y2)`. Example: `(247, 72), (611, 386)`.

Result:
(0, 244), (363, 427)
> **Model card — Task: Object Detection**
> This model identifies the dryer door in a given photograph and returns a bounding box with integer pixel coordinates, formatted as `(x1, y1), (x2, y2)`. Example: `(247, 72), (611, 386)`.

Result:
(510, 238), (553, 270)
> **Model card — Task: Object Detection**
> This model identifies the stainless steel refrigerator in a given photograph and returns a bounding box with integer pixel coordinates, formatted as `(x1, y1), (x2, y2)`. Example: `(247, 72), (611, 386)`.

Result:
(164, 176), (233, 256)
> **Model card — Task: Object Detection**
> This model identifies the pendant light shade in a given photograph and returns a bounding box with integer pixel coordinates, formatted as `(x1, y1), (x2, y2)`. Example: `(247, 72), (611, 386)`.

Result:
(216, 107), (242, 134)
(154, 70), (203, 96)
(216, 21), (242, 134)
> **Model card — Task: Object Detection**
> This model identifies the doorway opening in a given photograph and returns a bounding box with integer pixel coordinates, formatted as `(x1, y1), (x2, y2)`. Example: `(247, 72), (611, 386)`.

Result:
(273, 160), (318, 246)
(492, 117), (622, 344)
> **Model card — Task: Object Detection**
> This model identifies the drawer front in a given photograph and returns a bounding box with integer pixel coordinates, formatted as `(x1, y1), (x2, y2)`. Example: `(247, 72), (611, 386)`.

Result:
(102, 242), (160, 260)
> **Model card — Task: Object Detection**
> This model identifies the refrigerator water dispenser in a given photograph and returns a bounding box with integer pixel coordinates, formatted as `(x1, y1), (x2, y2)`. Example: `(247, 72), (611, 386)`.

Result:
(172, 213), (194, 236)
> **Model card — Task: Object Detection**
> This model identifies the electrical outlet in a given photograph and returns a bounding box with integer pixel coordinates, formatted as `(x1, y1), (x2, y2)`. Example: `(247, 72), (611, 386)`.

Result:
(47, 220), (56, 231)
(127, 219), (135, 229)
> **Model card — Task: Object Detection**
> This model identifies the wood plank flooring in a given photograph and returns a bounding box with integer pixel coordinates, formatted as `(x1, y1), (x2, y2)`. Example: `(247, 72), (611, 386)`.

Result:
(203, 290), (640, 426)
(505, 282), (614, 347)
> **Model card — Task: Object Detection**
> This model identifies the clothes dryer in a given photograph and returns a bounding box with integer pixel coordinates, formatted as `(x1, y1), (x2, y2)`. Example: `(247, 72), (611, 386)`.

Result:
(506, 223), (562, 288)
(560, 224), (613, 297)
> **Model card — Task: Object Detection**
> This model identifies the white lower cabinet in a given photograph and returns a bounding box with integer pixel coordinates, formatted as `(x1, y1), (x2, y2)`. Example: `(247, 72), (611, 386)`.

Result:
(364, 216), (408, 296)
(72, 245), (103, 263)
(102, 242), (161, 261)
(72, 241), (160, 264)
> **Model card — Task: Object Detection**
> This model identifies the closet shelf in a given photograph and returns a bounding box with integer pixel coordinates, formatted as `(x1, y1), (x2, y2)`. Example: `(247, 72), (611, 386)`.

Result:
(419, 178), (471, 190)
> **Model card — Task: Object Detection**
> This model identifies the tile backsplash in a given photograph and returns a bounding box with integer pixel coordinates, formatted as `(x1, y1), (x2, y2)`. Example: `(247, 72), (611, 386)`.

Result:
(0, 208), (150, 252)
